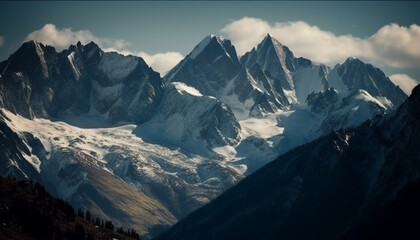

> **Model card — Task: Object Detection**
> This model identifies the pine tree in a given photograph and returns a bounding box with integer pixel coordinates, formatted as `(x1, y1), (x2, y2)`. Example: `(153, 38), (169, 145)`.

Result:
(117, 226), (124, 234)
(77, 209), (85, 218)
(85, 210), (91, 221)
(105, 220), (114, 230)
(95, 217), (101, 226)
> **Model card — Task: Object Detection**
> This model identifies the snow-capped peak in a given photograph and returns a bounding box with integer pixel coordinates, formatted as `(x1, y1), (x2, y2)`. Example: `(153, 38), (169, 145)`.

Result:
(261, 33), (274, 44)
(344, 57), (357, 63)
(241, 33), (297, 97)
(209, 34), (225, 42)
(189, 35), (233, 60)
(258, 34), (288, 58)
(190, 35), (214, 59)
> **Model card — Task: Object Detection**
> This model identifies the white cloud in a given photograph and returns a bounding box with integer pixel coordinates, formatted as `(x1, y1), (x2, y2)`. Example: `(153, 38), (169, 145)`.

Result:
(389, 74), (419, 95)
(102, 48), (184, 75)
(138, 51), (183, 76)
(24, 23), (100, 48)
(220, 17), (271, 56)
(0, 36), (4, 46)
(111, 39), (131, 50)
(24, 23), (131, 54)
(100, 47), (183, 75)
(369, 24), (420, 68)
(24, 24), (183, 75)
(221, 17), (420, 69)
(101, 47), (134, 57)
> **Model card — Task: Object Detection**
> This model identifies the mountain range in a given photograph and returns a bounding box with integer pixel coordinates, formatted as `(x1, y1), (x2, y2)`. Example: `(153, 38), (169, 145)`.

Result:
(157, 83), (420, 240)
(0, 34), (409, 238)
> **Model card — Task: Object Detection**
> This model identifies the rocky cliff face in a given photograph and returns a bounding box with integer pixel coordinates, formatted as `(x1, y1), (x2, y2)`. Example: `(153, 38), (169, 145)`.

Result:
(0, 36), (412, 239)
(306, 88), (390, 133)
(0, 110), (43, 182)
(136, 82), (241, 150)
(167, 34), (406, 122)
(327, 57), (407, 107)
(157, 84), (420, 240)
(165, 35), (241, 98)
(0, 109), (177, 239)
(0, 41), (165, 124)
(242, 34), (296, 92)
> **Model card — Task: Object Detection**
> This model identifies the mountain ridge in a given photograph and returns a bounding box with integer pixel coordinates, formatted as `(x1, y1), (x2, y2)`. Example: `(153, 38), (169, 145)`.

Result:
(156, 83), (420, 240)
(0, 40), (165, 124)
(0, 34), (411, 239)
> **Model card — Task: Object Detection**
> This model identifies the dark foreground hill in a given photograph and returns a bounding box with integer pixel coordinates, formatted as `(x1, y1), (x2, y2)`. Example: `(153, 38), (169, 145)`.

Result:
(0, 176), (139, 240)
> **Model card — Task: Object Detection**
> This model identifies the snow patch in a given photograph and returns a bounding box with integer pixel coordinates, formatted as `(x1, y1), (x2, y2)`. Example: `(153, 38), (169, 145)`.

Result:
(172, 82), (203, 96)
(240, 114), (284, 139)
(283, 89), (298, 104)
(67, 52), (81, 80)
(220, 93), (254, 121)
(375, 96), (393, 109)
(22, 152), (42, 173)
(353, 90), (387, 109)
(34, 42), (48, 78)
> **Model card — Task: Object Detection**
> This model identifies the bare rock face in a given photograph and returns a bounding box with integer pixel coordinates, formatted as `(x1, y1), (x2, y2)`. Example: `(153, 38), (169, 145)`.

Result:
(242, 34), (296, 92)
(157, 84), (420, 240)
(329, 57), (407, 107)
(0, 41), (165, 124)
(143, 82), (241, 149)
(166, 35), (241, 98)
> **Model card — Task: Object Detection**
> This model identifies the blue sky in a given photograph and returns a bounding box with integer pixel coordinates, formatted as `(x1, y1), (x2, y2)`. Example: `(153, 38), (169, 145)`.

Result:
(1, 1), (419, 92)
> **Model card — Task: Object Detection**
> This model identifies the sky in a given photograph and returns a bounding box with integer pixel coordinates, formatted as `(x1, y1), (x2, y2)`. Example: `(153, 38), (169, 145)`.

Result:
(1, 1), (419, 94)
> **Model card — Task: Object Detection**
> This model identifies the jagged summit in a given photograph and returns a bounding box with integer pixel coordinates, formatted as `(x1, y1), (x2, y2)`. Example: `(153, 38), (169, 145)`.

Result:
(0, 35), (414, 240)
(344, 56), (357, 62)
(188, 35), (215, 60)
(259, 33), (283, 49)
(188, 35), (239, 64)
(0, 40), (165, 123)
(0, 40), (57, 81)
(67, 41), (100, 51)
(241, 34), (296, 94)
(341, 56), (380, 72)
(329, 56), (407, 106)
(165, 34), (293, 117)
(240, 35), (298, 104)
(166, 34), (406, 119)
(254, 33), (291, 58)
(165, 35), (241, 97)
(157, 81), (420, 240)
(240, 34), (407, 107)
(20, 39), (39, 48)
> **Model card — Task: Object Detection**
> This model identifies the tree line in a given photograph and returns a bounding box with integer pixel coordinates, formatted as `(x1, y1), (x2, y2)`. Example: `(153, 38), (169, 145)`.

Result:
(77, 208), (140, 240)
(0, 176), (140, 240)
